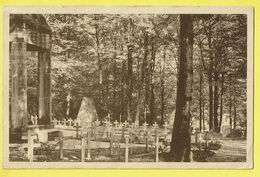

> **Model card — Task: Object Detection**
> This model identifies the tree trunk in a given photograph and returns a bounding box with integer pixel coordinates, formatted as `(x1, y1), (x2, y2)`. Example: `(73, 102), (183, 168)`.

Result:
(112, 37), (117, 120)
(127, 45), (133, 122)
(202, 97), (205, 132)
(95, 23), (103, 104)
(218, 73), (224, 133)
(160, 45), (166, 125)
(213, 70), (219, 132)
(120, 60), (126, 121)
(135, 56), (141, 124)
(170, 14), (193, 162)
(199, 73), (202, 132)
(142, 33), (149, 123)
(229, 87), (232, 133)
(208, 30), (214, 131)
(149, 37), (156, 124)
(233, 96), (237, 130)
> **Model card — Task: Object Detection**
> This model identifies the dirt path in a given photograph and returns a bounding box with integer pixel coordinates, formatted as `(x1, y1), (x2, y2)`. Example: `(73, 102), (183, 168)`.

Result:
(206, 139), (247, 162)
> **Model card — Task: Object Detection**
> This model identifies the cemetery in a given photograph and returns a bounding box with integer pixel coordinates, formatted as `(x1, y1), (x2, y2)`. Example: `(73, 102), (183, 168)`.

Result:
(8, 14), (247, 163)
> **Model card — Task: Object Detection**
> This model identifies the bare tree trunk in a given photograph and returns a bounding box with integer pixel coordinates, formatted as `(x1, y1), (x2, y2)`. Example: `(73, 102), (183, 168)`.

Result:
(149, 37), (156, 124)
(127, 45), (133, 122)
(208, 30), (214, 131)
(135, 56), (141, 123)
(218, 72), (224, 133)
(213, 70), (219, 132)
(112, 37), (117, 120)
(95, 21), (103, 104)
(160, 45), (166, 125)
(142, 33), (149, 123)
(170, 14), (193, 162)
(229, 85), (232, 133)
(120, 60), (126, 121)
(202, 97), (205, 131)
(233, 96), (237, 130)
(199, 73), (202, 132)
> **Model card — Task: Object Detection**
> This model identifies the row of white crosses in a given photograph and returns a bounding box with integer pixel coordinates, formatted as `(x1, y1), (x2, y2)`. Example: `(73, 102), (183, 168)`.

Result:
(102, 120), (140, 129)
(52, 118), (81, 127)
(52, 118), (170, 134)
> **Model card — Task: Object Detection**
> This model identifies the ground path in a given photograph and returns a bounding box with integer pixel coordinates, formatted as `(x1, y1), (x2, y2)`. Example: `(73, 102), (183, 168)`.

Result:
(206, 139), (247, 162)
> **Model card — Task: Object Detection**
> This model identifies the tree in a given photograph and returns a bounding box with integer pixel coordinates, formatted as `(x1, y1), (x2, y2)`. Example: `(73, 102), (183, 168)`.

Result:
(170, 14), (193, 162)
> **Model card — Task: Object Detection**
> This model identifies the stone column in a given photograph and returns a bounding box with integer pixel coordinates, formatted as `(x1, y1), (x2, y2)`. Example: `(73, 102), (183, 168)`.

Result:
(10, 40), (28, 140)
(38, 50), (51, 125)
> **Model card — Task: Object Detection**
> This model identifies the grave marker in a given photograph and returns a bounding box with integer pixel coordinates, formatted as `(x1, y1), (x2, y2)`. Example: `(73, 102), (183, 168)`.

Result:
(163, 122), (169, 135)
(68, 118), (73, 127)
(153, 122), (159, 129)
(142, 122), (148, 130)
(123, 121), (129, 128)
(155, 133), (159, 163)
(77, 97), (97, 129)
(114, 120), (119, 128)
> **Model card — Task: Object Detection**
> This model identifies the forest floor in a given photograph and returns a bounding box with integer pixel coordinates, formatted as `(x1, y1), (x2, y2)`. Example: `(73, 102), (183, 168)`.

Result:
(9, 137), (247, 162)
(206, 139), (247, 162)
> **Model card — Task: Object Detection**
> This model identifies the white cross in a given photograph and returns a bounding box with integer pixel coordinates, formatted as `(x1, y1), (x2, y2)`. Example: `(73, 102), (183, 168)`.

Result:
(68, 118), (73, 127)
(57, 120), (61, 125)
(143, 122), (148, 130)
(123, 121), (129, 127)
(114, 120), (119, 128)
(103, 119), (110, 127)
(153, 122), (159, 128)
(118, 122), (123, 128)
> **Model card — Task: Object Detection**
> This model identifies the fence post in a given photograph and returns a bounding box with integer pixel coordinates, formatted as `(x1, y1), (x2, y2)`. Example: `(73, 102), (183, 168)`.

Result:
(86, 128), (91, 160)
(145, 130), (149, 153)
(59, 131), (63, 159)
(129, 130), (133, 155)
(125, 137), (129, 162)
(27, 129), (33, 162)
(81, 136), (85, 162)
(155, 131), (159, 163)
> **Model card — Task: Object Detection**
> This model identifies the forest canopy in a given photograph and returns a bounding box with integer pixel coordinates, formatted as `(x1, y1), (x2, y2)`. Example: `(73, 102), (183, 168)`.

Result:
(26, 14), (247, 132)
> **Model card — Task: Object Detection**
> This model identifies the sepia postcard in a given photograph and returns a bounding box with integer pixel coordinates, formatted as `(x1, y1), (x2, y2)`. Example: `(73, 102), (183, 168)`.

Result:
(2, 6), (254, 169)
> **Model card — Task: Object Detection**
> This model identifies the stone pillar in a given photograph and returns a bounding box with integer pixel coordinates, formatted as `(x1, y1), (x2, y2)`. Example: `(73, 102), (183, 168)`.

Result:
(38, 50), (51, 125)
(10, 40), (28, 141)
